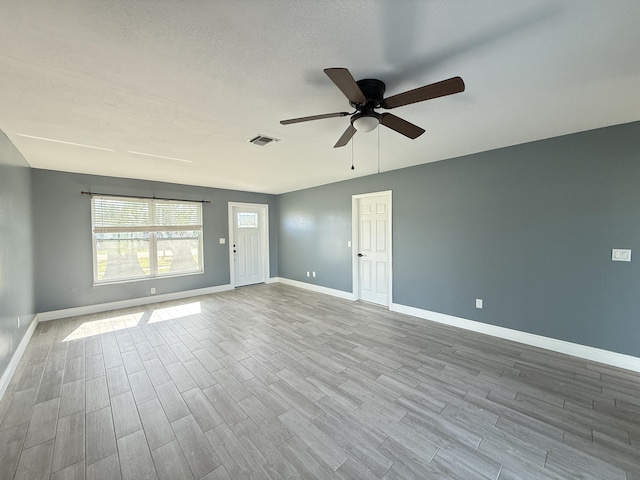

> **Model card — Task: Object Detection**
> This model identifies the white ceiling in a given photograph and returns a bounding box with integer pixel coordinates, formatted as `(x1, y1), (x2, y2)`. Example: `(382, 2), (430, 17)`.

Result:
(1, 1), (639, 194)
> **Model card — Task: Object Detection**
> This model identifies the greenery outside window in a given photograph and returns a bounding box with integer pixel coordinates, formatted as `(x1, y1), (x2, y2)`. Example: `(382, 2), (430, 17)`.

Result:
(91, 196), (203, 284)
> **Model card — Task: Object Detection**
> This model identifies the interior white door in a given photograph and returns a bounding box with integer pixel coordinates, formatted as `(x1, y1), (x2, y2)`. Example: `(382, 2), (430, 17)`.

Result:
(232, 205), (265, 287)
(358, 194), (390, 305)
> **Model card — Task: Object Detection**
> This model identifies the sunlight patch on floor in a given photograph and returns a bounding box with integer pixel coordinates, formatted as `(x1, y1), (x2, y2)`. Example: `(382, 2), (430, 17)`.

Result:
(148, 302), (201, 324)
(63, 312), (145, 341)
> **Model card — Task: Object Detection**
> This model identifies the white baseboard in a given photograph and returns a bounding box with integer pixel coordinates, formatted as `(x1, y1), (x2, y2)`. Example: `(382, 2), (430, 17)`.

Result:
(265, 277), (279, 284)
(272, 277), (356, 301)
(38, 284), (233, 322)
(0, 314), (39, 402)
(391, 303), (640, 373)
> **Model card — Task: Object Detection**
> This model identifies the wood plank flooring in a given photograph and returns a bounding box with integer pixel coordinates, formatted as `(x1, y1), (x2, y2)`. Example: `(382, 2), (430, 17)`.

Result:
(1, 283), (640, 479)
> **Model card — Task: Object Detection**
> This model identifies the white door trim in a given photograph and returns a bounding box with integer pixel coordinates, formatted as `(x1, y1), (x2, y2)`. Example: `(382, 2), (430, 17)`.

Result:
(228, 202), (270, 288)
(351, 190), (393, 308)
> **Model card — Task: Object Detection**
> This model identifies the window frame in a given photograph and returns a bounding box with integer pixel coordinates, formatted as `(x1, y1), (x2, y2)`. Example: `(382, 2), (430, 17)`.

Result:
(91, 195), (204, 285)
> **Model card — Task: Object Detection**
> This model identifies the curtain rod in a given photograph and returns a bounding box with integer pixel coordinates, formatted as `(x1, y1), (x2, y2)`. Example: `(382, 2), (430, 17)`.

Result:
(81, 191), (211, 204)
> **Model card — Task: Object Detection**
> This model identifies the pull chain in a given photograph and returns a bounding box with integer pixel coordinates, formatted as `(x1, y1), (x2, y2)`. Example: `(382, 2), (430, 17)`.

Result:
(377, 126), (380, 174)
(351, 136), (355, 170)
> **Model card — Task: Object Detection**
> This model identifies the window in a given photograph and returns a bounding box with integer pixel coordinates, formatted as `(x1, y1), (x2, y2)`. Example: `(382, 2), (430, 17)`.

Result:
(237, 212), (259, 228)
(91, 196), (203, 284)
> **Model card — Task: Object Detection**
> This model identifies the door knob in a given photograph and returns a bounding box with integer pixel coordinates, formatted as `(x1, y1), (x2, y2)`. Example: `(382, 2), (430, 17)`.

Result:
(357, 253), (364, 257)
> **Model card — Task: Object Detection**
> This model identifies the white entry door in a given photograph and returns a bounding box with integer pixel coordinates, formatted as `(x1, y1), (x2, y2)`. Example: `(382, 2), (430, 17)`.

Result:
(356, 192), (391, 306)
(230, 203), (268, 287)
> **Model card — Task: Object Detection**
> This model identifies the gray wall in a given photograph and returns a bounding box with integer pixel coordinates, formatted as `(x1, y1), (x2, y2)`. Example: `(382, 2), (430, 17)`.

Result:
(0, 131), (36, 376)
(279, 121), (640, 357)
(33, 169), (278, 312)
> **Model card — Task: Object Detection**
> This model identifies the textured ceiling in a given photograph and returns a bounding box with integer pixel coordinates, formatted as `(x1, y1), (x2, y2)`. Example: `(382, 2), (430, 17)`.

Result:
(0, 1), (639, 194)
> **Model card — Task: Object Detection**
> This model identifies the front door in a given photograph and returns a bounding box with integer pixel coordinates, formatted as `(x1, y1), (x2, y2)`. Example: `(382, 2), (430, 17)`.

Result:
(357, 193), (391, 305)
(231, 204), (267, 287)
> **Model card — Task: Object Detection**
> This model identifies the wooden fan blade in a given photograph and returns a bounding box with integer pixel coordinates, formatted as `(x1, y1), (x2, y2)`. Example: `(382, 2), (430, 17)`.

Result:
(382, 76), (465, 109)
(380, 113), (425, 139)
(280, 112), (350, 125)
(334, 124), (357, 148)
(324, 68), (367, 105)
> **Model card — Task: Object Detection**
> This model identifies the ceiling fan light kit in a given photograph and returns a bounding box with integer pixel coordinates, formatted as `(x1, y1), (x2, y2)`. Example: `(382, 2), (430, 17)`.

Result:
(280, 68), (465, 148)
(352, 113), (380, 132)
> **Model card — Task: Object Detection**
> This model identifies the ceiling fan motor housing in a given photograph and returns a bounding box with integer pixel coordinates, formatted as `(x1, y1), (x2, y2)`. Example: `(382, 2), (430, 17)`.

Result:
(352, 78), (386, 109)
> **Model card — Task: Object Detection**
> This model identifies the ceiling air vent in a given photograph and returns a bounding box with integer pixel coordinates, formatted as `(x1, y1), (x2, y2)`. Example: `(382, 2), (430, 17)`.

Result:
(247, 134), (280, 147)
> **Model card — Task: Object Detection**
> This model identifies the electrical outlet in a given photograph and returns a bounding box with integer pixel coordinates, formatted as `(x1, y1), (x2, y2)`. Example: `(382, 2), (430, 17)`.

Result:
(312, 271), (316, 277)
(150, 287), (156, 295)
(476, 298), (483, 309)
(306, 271), (310, 277)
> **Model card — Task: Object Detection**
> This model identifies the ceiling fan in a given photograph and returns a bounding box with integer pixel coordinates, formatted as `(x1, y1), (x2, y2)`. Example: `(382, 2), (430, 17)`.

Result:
(280, 68), (465, 148)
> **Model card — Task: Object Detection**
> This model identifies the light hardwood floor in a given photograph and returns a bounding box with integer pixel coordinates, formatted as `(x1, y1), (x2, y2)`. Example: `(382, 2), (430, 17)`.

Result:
(1, 283), (639, 479)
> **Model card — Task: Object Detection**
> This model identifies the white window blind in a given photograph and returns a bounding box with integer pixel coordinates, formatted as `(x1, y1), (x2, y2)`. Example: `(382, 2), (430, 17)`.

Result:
(91, 196), (204, 284)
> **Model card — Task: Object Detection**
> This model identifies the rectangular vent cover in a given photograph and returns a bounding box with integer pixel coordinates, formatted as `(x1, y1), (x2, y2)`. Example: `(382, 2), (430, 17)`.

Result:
(248, 135), (279, 147)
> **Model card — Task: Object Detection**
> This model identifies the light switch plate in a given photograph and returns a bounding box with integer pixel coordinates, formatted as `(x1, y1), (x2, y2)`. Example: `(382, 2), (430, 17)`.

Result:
(476, 299), (483, 309)
(612, 249), (631, 262)
(219, 238), (226, 244)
